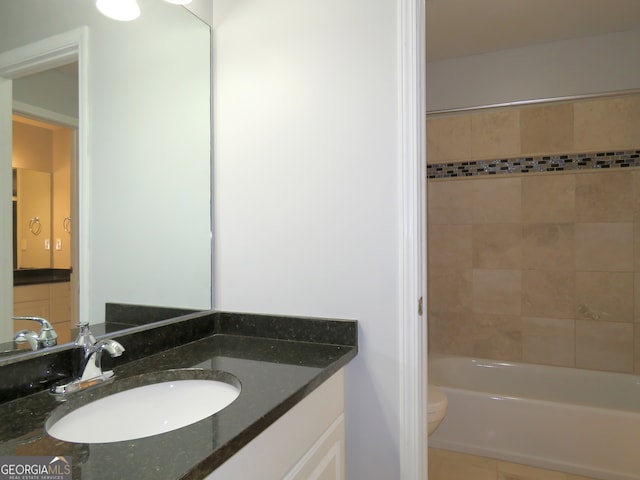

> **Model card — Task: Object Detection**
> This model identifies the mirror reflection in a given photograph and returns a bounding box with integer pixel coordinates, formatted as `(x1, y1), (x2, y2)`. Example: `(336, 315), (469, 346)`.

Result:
(12, 111), (75, 348)
(13, 119), (74, 271)
(0, 0), (212, 359)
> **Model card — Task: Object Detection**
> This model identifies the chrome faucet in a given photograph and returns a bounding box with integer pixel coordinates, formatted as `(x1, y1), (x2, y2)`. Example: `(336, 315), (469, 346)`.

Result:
(51, 322), (125, 396)
(12, 316), (58, 350)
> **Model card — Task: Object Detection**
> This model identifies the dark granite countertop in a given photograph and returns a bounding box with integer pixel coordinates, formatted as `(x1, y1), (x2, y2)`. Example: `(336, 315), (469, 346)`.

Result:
(0, 311), (357, 479)
(13, 268), (71, 286)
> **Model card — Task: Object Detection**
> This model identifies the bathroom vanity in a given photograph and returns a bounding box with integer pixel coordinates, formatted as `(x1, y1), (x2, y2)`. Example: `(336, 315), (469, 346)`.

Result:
(0, 311), (357, 479)
(13, 269), (73, 344)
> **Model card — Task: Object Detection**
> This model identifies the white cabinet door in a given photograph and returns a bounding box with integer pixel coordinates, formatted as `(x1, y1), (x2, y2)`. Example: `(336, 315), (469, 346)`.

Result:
(284, 413), (344, 480)
(206, 369), (345, 480)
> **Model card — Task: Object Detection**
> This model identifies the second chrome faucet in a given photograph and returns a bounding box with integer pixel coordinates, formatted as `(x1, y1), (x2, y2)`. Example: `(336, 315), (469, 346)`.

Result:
(12, 316), (58, 351)
(51, 322), (125, 396)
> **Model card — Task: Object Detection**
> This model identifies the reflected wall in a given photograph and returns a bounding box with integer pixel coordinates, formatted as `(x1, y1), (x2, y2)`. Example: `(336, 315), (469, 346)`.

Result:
(0, 0), (212, 327)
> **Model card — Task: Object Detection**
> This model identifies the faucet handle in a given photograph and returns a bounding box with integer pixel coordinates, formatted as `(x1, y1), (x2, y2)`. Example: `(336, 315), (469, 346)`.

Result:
(78, 339), (126, 384)
(74, 322), (96, 348)
(38, 326), (58, 347)
(12, 316), (54, 330)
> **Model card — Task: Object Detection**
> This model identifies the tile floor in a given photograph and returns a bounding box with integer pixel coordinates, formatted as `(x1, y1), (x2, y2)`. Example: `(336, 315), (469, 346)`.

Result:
(428, 448), (599, 480)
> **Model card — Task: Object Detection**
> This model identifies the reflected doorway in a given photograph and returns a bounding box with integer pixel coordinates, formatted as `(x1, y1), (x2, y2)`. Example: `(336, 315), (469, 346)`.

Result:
(7, 61), (79, 348)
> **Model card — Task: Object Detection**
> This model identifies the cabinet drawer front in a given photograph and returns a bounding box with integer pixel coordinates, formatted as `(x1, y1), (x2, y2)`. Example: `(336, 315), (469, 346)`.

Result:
(49, 282), (71, 297)
(14, 284), (49, 303)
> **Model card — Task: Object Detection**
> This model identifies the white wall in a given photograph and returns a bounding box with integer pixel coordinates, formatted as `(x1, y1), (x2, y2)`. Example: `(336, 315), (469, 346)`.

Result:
(213, 0), (403, 478)
(186, 0), (237, 28)
(427, 28), (640, 111)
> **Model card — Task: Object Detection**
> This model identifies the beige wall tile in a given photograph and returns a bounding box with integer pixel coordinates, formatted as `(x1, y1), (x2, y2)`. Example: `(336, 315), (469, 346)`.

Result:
(427, 115), (472, 165)
(575, 320), (634, 372)
(575, 171), (634, 222)
(522, 317), (575, 367)
(635, 273), (640, 323)
(634, 171), (640, 224)
(520, 103), (574, 156)
(575, 223), (634, 272)
(427, 179), (474, 225)
(576, 271), (634, 322)
(473, 313), (522, 361)
(522, 223), (575, 270)
(498, 460), (568, 480)
(429, 225), (472, 270)
(472, 269), (522, 315)
(428, 311), (475, 356)
(522, 174), (575, 224)
(472, 177), (522, 224)
(574, 95), (640, 152)
(635, 223), (640, 271)
(522, 270), (575, 319)
(429, 267), (472, 314)
(635, 326), (640, 374)
(471, 108), (521, 160)
(473, 224), (522, 269)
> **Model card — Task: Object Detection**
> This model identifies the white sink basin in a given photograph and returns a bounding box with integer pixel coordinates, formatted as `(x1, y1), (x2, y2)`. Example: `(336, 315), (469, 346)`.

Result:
(46, 371), (240, 444)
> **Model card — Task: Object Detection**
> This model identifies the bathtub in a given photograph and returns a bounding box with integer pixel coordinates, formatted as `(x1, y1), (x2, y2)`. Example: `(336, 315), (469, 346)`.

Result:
(429, 353), (640, 480)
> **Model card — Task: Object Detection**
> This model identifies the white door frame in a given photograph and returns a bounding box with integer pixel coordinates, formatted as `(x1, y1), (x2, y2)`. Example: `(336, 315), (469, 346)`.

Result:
(0, 27), (88, 336)
(399, 0), (428, 478)
(0, 78), (13, 342)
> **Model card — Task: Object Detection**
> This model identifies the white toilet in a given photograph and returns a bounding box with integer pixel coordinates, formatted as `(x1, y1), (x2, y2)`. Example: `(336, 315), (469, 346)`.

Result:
(427, 384), (448, 436)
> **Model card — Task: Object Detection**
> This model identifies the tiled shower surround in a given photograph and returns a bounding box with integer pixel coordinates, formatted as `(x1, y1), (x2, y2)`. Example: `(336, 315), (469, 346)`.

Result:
(427, 93), (640, 374)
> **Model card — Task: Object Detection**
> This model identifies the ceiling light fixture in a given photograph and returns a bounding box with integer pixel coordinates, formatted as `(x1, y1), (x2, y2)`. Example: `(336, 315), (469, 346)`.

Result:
(95, 0), (141, 21)
(96, 0), (193, 22)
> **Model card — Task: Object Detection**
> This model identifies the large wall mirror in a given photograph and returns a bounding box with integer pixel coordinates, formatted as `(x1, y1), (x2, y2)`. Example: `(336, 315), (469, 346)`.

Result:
(0, 0), (212, 356)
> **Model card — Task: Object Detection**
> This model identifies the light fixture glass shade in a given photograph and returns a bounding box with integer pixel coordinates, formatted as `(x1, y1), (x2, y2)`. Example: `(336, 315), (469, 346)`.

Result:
(96, 0), (141, 21)
(164, 0), (193, 4)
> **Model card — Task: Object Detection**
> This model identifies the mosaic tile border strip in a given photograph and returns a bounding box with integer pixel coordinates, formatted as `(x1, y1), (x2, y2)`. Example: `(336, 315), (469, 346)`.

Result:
(427, 149), (640, 179)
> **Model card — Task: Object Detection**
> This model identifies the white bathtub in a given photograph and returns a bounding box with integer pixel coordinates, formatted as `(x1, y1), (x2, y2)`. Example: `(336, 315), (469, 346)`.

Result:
(429, 353), (640, 480)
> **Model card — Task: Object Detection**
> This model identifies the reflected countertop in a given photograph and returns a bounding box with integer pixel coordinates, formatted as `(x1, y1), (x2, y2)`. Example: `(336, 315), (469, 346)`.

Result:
(13, 268), (71, 286)
(0, 311), (357, 479)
